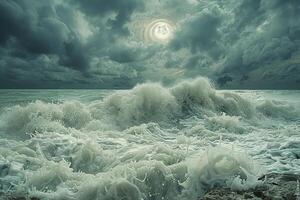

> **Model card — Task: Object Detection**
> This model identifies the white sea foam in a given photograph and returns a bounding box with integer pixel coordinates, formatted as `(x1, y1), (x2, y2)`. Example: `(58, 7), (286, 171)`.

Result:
(0, 77), (299, 199)
(101, 83), (179, 128)
(181, 145), (264, 199)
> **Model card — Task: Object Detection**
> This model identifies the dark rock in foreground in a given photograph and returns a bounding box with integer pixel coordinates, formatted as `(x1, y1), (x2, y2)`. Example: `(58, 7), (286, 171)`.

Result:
(199, 173), (300, 200)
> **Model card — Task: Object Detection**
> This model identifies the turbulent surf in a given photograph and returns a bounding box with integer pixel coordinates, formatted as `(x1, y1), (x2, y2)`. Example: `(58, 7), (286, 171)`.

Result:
(0, 77), (299, 200)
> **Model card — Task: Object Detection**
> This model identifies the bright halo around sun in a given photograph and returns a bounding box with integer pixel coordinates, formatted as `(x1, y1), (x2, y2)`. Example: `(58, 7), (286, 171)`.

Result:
(144, 19), (175, 43)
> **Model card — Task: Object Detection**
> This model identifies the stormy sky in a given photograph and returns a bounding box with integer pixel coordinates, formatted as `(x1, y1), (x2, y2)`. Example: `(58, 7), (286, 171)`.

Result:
(0, 0), (299, 89)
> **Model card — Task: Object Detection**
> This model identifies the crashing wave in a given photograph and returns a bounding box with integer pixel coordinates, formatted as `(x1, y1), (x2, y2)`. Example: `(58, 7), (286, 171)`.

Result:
(1, 77), (298, 200)
(1, 77), (298, 134)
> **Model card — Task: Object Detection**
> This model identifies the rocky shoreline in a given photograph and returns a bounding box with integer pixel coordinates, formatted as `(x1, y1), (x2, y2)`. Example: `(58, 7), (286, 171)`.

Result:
(199, 173), (300, 200)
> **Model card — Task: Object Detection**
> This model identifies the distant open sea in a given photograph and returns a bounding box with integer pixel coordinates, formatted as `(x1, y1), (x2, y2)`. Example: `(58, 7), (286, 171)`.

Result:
(0, 79), (299, 199)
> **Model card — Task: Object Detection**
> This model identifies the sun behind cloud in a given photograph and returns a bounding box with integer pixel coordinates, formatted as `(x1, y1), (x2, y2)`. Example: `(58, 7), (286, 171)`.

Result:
(144, 19), (175, 43)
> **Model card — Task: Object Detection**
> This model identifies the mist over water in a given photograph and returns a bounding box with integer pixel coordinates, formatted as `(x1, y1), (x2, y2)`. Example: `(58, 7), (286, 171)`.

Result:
(0, 78), (299, 200)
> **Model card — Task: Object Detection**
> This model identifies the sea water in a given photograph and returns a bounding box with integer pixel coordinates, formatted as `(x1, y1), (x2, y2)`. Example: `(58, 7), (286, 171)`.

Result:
(0, 77), (299, 200)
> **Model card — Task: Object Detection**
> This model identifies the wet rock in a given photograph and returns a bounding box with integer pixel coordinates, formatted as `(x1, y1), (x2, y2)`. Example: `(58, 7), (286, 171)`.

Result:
(199, 173), (300, 200)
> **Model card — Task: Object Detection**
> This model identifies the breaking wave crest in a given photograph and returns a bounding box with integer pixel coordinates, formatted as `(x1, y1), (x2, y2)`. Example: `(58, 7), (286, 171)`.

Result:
(1, 77), (298, 134)
(0, 77), (298, 200)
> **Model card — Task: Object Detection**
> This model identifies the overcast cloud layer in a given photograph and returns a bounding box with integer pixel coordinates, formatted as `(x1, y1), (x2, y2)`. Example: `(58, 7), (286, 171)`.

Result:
(0, 0), (299, 89)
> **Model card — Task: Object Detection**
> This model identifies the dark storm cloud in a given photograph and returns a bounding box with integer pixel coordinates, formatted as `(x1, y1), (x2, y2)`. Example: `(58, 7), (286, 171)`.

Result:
(74, 0), (144, 36)
(0, 0), (89, 72)
(170, 8), (222, 56)
(0, 0), (146, 88)
(0, 0), (299, 89)
(60, 38), (89, 70)
(218, 0), (300, 88)
(167, 0), (300, 89)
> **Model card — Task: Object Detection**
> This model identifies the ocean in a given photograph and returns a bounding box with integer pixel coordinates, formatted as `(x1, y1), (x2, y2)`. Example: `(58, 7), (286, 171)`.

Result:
(0, 78), (299, 200)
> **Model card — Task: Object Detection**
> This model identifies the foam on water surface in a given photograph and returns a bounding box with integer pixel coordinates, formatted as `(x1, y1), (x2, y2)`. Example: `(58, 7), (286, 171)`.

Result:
(0, 78), (299, 200)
